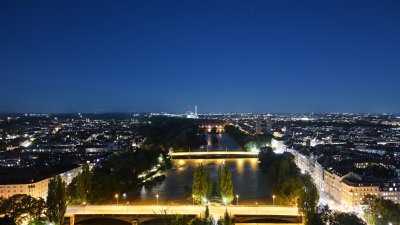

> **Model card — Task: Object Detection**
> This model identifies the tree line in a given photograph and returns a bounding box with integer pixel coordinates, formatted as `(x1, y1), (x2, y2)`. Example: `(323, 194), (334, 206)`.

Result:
(224, 125), (271, 152)
(139, 117), (207, 151)
(67, 148), (170, 204)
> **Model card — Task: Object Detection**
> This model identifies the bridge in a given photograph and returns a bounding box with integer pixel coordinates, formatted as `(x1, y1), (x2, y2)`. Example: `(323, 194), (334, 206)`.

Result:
(170, 151), (258, 159)
(66, 205), (302, 225)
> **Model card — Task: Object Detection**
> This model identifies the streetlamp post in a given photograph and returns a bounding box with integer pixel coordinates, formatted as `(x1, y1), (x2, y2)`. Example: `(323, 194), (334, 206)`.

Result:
(83, 201), (86, 213)
(126, 202), (129, 213)
(236, 195), (239, 205)
(192, 195), (195, 205)
(156, 194), (159, 206)
(115, 194), (119, 205)
(273, 195), (276, 206)
(255, 202), (258, 215)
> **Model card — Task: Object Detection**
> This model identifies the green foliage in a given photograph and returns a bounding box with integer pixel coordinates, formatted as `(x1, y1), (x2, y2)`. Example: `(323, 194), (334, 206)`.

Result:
(172, 207), (214, 225)
(259, 147), (306, 207)
(204, 205), (210, 218)
(223, 210), (232, 225)
(67, 163), (92, 204)
(298, 174), (319, 225)
(363, 194), (400, 225)
(90, 148), (169, 203)
(46, 175), (67, 225)
(77, 164), (92, 202)
(314, 205), (366, 225)
(217, 166), (234, 203)
(0, 194), (46, 224)
(274, 177), (303, 206)
(171, 214), (193, 225)
(139, 117), (207, 151)
(192, 164), (212, 204)
(224, 125), (272, 151)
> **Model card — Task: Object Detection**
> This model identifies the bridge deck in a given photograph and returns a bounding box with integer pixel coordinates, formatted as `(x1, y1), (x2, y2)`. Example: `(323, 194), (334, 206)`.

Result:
(170, 151), (258, 157)
(67, 205), (299, 218)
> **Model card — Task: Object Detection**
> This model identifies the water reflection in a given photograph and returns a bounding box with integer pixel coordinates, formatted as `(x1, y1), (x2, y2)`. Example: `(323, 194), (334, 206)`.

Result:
(134, 158), (271, 205)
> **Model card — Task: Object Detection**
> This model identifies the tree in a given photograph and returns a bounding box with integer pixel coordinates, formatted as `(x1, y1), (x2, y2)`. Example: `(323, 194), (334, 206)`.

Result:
(76, 163), (92, 203)
(223, 210), (232, 225)
(297, 174), (319, 225)
(204, 205), (210, 218)
(218, 166), (234, 203)
(363, 194), (400, 225)
(206, 171), (213, 199)
(274, 177), (303, 206)
(28, 197), (46, 223)
(46, 176), (67, 225)
(171, 214), (192, 225)
(192, 164), (210, 204)
(315, 205), (366, 225)
(0, 195), (46, 224)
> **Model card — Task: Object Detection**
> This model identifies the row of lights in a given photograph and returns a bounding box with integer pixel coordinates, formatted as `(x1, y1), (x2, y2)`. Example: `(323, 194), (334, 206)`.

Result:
(111, 193), (276, 206)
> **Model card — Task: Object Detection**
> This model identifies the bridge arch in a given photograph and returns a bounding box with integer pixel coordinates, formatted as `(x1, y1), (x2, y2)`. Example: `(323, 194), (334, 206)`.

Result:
(75, 217), (131, 225)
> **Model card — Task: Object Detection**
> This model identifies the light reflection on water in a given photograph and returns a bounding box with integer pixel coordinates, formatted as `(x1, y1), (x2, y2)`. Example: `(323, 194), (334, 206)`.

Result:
(135, 158), (271, 205)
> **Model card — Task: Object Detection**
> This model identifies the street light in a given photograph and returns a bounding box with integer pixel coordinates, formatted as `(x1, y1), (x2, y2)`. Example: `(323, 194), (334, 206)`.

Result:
(115, 194), (119, 205)
(236, 195), (239, 205)
(126, 202), (130, 213)
(83, 201), (86, 213)
(273, 195), (276, 206)
(255, 202), (258, 215)
(156, 194), (159, 206)
(192, 194), (195, 205)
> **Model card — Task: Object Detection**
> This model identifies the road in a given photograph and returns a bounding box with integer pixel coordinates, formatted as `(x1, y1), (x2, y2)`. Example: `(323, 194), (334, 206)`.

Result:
(66, 204), (299, 219)
(170, 151), (258, 157)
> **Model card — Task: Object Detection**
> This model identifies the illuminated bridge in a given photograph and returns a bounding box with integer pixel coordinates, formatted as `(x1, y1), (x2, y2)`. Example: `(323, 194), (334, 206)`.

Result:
(170, 151), (258, 159)
(66, 205), (302, 225)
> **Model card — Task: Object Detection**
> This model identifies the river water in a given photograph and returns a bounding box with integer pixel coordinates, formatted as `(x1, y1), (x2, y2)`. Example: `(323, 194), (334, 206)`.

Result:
(134, 133), (272, 205)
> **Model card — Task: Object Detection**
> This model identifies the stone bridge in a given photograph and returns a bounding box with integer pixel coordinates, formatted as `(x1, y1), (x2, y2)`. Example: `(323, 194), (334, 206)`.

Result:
(71, 213), (197, 225)
(234, 214), (303, 224)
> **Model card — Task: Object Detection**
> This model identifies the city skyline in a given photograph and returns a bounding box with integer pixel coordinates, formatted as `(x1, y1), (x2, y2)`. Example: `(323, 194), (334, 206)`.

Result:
(1, 1), (400, 113)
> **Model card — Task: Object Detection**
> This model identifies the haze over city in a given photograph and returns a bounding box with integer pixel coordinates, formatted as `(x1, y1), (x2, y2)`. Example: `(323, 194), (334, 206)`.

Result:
(1, 0), (400, 113)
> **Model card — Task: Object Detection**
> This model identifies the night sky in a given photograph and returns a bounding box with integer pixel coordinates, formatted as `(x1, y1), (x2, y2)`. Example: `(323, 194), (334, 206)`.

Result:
(1, 1), (399, 113)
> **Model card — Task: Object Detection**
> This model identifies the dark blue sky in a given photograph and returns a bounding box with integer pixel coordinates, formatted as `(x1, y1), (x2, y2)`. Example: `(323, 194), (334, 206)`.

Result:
(1, 1), (399, 113)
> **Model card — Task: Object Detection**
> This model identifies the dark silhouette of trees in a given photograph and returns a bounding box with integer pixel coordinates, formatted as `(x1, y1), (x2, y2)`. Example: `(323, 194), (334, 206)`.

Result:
(0, 194), (46, 224)
(46, 176), (66, 225)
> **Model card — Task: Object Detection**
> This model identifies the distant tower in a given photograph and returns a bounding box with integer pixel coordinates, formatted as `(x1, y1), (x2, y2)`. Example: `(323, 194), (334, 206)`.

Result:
(195, 106), (198, 116)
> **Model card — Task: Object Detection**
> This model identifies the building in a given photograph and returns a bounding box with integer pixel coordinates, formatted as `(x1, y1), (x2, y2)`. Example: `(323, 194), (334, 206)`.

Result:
(255, 120), (262, 134)
(379, 181), (400, 204)
(0, 164), (81, 199)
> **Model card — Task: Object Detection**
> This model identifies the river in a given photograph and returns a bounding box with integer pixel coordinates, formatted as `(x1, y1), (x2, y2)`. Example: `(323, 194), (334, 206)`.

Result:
(133, 133), (272, 205)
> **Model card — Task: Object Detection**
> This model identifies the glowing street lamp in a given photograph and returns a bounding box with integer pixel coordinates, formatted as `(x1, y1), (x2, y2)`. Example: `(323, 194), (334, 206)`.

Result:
(192, 194), (195, 205)
(236, 194), (239, 205)
(115, 194), (119, 205)
(273, 195), (276, 206)
(156, 194), (159, 205)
